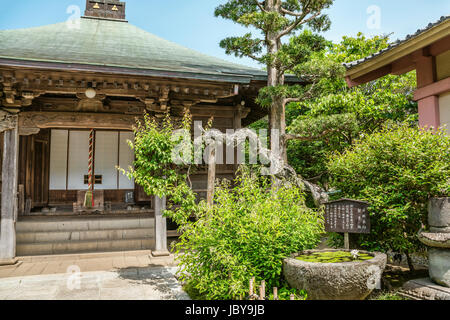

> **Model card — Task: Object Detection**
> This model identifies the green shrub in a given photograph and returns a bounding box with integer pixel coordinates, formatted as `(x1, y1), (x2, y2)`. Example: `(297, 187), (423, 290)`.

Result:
(175, 168), (324, 300)
(120, 111), (198, 226)
(327, 125), (450, 260)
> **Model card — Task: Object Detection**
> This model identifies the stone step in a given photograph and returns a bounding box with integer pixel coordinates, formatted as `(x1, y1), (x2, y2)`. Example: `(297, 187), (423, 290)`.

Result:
(16, 216), (154, 233)
(17, 228), (154, 244)
(17, 238), (155, 256)
(15, 216), (156, 256)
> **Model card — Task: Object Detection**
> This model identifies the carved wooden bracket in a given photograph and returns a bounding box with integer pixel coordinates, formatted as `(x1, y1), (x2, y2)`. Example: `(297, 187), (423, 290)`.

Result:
(75, 93), (108, 112)
(1, 76), (42, 108)
(158, 86), (170, 112)
(138, 97), (159, 113)
(0, 110), (18, 133)
(237, 105), (251, 119)
(138, 86), (172, 114)
(171, 100), (200, 109)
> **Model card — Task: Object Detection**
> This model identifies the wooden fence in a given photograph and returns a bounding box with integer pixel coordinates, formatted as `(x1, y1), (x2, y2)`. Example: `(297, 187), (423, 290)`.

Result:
(247, 277), (295, 300)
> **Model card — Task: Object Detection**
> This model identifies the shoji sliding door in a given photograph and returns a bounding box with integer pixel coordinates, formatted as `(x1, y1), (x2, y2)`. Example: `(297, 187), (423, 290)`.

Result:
(49, 129), (134, 192)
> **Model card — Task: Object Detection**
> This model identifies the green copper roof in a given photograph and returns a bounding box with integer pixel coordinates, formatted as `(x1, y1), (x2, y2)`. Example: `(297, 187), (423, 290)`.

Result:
(0, 17), (267, 83)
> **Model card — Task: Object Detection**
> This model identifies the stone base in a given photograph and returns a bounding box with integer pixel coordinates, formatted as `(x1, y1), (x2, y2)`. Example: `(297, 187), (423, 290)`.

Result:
(151, 250), (171, 257)
(399, 278), (450, 300)
(0, 257), (21, 266)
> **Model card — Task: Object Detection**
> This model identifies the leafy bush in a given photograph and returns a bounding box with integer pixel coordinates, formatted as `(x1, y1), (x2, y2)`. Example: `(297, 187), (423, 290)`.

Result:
(327, 125), (450, 263)
(283, 33), (417, 185)
(175, 168), (324, 300)
(120, 112), (198, 226)
(124, 112), (321, 299)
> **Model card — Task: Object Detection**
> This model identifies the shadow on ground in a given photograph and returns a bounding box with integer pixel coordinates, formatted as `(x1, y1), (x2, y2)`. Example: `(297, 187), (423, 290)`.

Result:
(116, 265), (189, 300)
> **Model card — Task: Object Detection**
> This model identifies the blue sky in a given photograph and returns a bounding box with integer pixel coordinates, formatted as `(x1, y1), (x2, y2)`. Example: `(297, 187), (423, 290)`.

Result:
(0, 0), (448, 69)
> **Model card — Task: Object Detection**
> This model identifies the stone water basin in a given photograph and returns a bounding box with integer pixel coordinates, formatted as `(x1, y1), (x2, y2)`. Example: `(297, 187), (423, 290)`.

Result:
(283, 249), (387, 300)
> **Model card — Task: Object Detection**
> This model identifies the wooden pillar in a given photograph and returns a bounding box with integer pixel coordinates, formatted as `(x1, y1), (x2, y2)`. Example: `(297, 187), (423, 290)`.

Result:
(152, 195), (170, 257)
(207, 147), (216, 207)
(234, 104), (243, 130)
(0, 121), (19, 265)
(233, 103), (245, 173)
(344, 233), (350, 250)
(416, 55), (440, 130)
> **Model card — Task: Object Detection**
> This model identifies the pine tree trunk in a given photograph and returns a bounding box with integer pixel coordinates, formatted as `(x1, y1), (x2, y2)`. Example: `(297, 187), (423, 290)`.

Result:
(266, 0), (287, 166)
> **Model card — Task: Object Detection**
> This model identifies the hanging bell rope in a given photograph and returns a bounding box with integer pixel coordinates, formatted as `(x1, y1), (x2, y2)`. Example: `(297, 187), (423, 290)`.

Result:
(84, 129), (95, 208)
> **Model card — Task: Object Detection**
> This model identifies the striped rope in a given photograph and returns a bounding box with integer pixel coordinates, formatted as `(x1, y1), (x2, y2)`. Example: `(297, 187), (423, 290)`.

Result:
(88, 129), (94, 207)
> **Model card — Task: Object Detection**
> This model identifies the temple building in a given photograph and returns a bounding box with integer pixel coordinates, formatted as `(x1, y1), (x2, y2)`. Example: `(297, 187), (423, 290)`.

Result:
(345, 16), (450, 135)
(0, 1), (299, 263)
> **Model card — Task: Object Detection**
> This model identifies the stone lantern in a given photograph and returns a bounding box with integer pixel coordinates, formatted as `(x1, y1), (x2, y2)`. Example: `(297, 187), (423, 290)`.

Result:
(401, 198), (450, 300)
(419, 198), (450, 287)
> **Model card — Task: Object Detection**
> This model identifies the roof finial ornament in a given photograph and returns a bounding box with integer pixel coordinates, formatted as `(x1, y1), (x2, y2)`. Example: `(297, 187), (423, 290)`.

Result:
(84, 0), (126, 21)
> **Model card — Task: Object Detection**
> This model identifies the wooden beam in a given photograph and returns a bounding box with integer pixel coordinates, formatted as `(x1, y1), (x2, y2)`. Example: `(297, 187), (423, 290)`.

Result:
(0, 121), (19, 265)
(346, 65), (392, 88)
(1, 70), (237, 107)
(429, 34), (450, 57)
(416, 55), (436, 88)
(391, 54), (416, 75)
(414, 77), (450, 101)
(18, 112), (140, 135)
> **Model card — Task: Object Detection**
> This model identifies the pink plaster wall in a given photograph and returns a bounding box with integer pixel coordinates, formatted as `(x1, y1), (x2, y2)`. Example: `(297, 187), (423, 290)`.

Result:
(418, 96), (440, 129)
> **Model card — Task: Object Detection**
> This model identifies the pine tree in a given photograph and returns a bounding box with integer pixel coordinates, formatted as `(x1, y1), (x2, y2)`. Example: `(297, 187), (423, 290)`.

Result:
(215, 0), (337, 166)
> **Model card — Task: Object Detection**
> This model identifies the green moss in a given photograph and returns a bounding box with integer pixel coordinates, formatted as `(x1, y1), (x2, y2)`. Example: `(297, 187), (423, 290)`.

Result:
(370, 292), (408, 300)
(295, 251), (374, 263)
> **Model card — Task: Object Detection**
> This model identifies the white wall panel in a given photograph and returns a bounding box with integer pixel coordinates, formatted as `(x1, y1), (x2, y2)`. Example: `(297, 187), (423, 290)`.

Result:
(49, 130), (68, 190)
(440, 92), (450, 135)
(94, 131), (119, 190)
(119, 131), (135, 189)
(50, 130), (136, 191)
(67, 131), (89, 190)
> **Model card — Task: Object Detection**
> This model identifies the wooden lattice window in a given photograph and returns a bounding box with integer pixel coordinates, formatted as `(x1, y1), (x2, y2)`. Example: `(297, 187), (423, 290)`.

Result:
(84, 175), (103, 185)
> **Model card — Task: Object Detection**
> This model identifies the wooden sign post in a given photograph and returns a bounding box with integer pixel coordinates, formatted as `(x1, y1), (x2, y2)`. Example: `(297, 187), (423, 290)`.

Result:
(324, 199), (370, 250)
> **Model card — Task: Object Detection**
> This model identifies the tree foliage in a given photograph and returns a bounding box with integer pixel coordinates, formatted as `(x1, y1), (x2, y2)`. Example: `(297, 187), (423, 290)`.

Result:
(327, 125), (450, 259)
(123, 112), (323, 300)
(215, 0), (338, 163)
(284, 33), (418, 184)
(215, 0), (333, 49)
(120, 112), (198, 226)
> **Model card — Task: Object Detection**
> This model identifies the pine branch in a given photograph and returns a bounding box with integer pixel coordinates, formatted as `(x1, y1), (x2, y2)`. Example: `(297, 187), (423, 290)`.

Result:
(282, 82), (317, 105)
(280, 7), (306, 17)
(254, 0), (267, 12)
(277, 11), (321, 39)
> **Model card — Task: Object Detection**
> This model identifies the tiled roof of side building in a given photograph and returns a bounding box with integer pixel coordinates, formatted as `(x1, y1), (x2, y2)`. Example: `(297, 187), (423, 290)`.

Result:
(0, 17), (301, 84)
(344, 15), (450, 70)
